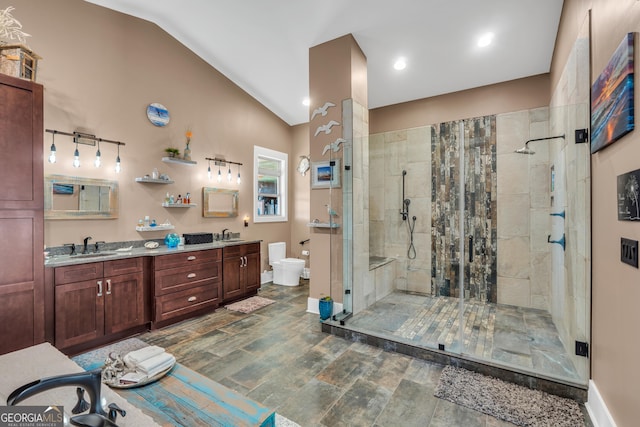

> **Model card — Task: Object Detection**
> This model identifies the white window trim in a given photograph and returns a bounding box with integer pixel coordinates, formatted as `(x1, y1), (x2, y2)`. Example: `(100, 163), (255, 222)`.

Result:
(253, 145), (288, 223)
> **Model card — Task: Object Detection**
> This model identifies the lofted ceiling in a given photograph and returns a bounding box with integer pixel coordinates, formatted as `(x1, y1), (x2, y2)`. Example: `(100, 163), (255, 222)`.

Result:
(84, 0), (564, 125)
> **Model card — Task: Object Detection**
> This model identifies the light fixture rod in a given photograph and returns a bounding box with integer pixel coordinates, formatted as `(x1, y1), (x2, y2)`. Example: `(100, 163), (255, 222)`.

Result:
(204, 156), (242, 166)
(45, 129), (126, 147)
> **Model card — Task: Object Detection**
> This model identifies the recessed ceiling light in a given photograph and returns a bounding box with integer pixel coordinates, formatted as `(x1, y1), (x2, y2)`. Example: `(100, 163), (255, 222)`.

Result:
(393, 57), (407, 71)
(477, 32), (494, 48)
(302, 97), (310, 106)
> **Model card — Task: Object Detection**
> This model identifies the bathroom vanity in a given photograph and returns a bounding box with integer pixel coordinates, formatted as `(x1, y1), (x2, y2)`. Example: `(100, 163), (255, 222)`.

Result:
(45, 241), (260, 354)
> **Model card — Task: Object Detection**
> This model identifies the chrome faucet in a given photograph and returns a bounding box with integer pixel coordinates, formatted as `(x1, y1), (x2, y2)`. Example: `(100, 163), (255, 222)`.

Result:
(221, 229), (229, 240)
(83, 236), (93, 254)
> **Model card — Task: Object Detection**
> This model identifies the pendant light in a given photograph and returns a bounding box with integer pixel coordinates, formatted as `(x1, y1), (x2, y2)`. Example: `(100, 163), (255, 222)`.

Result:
(115, 143), (121, 173)
(217, 163), (222, 183)
(72, 140), (80, 168)
(94, 141), (101, 167)
(237, 164), (241, 184)
(207, 159), (212, 180)
(227, 164), (232, 183)
(48, 132), (57, 163)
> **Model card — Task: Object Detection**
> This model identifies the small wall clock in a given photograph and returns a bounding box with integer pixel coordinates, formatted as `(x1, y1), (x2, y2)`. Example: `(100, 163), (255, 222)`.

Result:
(146, 103), (170, 127)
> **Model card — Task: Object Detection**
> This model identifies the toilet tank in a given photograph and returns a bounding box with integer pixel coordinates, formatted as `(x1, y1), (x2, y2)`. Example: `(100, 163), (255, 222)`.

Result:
(268, 242), (286, 265)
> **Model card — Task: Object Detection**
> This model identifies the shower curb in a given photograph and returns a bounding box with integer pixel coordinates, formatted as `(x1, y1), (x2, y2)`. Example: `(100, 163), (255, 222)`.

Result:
(321, 321), (588, 403)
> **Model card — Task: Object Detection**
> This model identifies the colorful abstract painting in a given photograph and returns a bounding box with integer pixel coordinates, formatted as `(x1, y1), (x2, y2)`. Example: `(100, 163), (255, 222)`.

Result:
(591, 32), (635, 153)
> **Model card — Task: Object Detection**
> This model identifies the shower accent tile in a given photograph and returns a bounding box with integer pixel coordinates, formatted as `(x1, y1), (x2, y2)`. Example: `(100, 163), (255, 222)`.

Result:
(497, 194), (530, 237)
(497, 276), (531, 307)
(497, 236), (530, 279)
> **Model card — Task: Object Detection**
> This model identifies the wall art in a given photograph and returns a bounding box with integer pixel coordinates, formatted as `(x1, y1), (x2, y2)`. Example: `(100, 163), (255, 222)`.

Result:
(617, 168), (640, 221)
(311, 159), (340, 189)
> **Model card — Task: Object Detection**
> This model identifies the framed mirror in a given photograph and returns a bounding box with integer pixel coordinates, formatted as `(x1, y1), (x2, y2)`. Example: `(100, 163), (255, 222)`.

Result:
(45, 175), (119, 219)
(203, 187), (238, 218)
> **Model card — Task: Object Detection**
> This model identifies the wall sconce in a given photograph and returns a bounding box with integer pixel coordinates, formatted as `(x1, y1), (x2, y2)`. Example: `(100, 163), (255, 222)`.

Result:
(46, 129), (126, 171)
(205, 157), (243, 186)
(244, 215), (250, 227)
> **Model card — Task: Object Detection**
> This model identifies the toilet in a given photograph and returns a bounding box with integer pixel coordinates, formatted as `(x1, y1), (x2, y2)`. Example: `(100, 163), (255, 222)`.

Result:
(268, 242), (305, 286)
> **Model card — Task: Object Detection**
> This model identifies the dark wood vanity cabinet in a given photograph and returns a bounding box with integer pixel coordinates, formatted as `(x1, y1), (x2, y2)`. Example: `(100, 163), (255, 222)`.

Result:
(53, 258), (146, 351)
(222, 243), (260, 302)
(0, 74), (44, 356)
(152, 248), (222, 328)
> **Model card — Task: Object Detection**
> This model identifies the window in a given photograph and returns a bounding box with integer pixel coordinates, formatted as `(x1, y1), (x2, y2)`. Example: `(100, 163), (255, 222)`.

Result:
(254, 146), (287, 223)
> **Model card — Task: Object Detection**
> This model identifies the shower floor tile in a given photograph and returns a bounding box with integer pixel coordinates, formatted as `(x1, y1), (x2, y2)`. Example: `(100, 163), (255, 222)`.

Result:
(346, 292), (580, 381)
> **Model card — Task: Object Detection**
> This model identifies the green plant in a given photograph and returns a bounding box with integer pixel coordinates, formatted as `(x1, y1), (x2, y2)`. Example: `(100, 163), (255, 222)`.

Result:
(320, 295), (332, 301)
(164, 147), (180, 156)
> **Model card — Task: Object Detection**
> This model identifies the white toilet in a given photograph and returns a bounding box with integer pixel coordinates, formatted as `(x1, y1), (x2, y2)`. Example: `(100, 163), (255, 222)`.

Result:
(268, 242), (305, 286)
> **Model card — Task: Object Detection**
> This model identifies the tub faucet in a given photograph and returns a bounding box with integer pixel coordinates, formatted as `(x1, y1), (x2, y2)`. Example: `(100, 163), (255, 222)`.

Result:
(83, 236), (93, 254)
(7, 369), (124, 426)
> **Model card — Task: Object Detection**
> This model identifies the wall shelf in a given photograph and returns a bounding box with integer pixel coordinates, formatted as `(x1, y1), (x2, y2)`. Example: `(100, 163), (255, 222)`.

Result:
(136, 224), (175, 232)
(162, 203), (197, 208)
(307, 222), (340, 229)
(162, 157), (197, 166)
(135, 177), (175, 184)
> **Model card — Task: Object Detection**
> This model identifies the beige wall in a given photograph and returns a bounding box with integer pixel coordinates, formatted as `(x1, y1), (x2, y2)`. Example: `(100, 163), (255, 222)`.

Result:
(370, 74), (551, 134)
(553, 0), (640, 425)
(289, 123), (311, 262)
(14, 0), (292, 271)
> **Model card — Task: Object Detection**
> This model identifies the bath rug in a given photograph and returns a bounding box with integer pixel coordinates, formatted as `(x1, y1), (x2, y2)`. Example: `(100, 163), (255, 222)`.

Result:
(225, 296), (276, 314)
(434, 366), (585, 427)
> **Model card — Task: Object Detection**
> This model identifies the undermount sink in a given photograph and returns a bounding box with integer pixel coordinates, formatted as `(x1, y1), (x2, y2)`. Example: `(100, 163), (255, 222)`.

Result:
(70, 252), (116, 259)
(224, 239), (244, 242)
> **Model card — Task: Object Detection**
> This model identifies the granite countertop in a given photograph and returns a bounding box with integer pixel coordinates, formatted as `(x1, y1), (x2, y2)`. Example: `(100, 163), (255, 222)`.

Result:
(45, 240), (262, 268)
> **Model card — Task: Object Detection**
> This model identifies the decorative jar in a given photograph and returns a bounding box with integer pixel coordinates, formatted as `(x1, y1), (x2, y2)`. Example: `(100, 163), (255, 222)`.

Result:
(164, 233), (180, 248)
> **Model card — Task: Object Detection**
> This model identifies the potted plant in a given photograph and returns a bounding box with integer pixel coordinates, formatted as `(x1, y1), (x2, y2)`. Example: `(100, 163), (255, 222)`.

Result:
(164, 147), (180, 158)
(319, 295), (333, 321)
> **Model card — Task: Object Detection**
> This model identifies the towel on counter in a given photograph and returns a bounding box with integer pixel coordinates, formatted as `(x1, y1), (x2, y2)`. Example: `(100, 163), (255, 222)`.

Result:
(136, 352), (176, 377)
(123, 345), (165, 368)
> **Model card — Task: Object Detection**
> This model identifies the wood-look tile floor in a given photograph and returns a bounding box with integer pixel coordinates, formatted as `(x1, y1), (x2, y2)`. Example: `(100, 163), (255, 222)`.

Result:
(138, 282), (588, 426)
(347, 292), (580, 381)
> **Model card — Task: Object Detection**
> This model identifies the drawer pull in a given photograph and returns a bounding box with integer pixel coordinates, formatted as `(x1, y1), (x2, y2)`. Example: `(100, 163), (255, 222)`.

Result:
(97, 280), (103, 297)
(106, 279), (112, 295)
(187, 296), (197, 302)
(187, 273), (197, 279)
(187, 255), (197, 261)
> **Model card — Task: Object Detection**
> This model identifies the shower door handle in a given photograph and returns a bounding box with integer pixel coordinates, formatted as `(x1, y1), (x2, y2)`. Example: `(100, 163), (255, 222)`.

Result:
(468, 236), (473, 263)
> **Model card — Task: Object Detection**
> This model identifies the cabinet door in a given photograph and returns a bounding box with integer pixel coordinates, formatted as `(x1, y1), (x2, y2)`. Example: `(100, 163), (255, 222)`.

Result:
(244, 252), (261, 294)
(104, 272), (145, 335)
(223, 256), (243, 301)
(55, 279), (104, 349)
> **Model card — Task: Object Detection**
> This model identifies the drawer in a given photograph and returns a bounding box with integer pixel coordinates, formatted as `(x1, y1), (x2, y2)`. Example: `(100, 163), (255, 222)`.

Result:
(223, 242), (260, 258)
(154, 249), (221, 270)
(55, 262), (103, 285)
(104, 257), (142, 276)
(155, 262), (221, 295)
(154, 281), (220, 322)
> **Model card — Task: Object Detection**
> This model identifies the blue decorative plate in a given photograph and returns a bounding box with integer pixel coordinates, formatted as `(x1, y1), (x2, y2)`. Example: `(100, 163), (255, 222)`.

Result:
(147, 102), (170, 127)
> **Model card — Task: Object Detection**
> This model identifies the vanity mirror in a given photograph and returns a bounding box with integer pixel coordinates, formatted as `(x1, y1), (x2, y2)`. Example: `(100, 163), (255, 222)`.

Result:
(45, 174), (119, 219)
(203, 187), (238, 218)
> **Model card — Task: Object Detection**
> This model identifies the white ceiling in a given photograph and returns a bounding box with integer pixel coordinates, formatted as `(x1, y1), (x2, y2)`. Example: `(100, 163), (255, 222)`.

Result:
(85, 0), (564, 125)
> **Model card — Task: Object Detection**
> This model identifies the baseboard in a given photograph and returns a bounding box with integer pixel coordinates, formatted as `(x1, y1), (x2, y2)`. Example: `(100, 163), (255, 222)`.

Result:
(307, 297), (343, 316)
(585, 380), (617, 427)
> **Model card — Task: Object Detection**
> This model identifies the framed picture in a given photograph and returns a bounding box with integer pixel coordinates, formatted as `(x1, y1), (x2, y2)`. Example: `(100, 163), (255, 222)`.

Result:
(311, 159), (341, 189)
(52, 183), (74, 195)
(591, 32), (635, 153)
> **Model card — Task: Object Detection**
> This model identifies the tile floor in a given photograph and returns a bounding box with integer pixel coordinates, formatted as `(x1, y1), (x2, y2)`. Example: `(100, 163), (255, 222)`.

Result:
(346, 291), (581, 382)
(139, 282), (589, 426)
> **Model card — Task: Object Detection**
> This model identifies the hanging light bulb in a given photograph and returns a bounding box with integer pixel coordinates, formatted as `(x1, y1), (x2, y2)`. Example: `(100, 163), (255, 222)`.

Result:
(217, 163), (222, 183)
(207, 160), (212, 180)
(48, 133), (57, 163)
(227, 165), (232, 183)
(114, 143), (121, 173)
(72, 141), (80, 168)
(237, 165), (241, 184)
(94, 141), (101, 168)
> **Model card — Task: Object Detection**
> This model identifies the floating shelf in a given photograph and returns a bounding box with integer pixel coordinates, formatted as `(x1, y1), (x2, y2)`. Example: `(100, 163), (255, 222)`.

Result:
(136, 224), (175, 232)
(162, 203), (197, 208)
(307, 222), (340, 229)
(162, 157), (197, 166)
(135, 177), (175, 184)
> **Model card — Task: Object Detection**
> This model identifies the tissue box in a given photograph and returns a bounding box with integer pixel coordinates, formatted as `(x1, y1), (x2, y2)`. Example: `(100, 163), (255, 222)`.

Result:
(183, 232), (213, 245)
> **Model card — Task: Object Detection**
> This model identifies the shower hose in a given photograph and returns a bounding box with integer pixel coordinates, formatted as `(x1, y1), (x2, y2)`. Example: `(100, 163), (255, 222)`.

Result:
(407, 215), (417, 259)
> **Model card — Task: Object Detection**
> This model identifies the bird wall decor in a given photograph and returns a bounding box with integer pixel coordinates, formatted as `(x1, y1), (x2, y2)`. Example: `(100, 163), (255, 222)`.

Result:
(325, 204), (339, 217)
(322, 138), (346, 156)
(314, 120), (340, 137)
(310, 101), (336, 120)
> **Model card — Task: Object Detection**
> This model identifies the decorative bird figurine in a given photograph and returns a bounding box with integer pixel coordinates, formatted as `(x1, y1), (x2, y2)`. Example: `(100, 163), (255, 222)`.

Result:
(310, 101), (336, 120)
(314, 120), (340, 137)
(322, 138), (346, 156)
(325, 204), (339, 217)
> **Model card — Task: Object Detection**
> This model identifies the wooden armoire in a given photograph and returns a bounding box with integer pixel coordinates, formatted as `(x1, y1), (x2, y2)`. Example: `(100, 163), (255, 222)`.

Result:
(0, 73), (44, 355)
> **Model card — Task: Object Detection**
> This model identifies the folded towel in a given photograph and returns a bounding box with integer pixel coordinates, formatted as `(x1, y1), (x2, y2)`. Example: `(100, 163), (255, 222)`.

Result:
(123, 345), (165, 368)
(136, 352), (176, 377)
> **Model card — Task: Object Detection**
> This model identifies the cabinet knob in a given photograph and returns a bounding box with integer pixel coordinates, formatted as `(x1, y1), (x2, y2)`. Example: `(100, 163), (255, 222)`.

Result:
(187, 255), (197, 261)
(187, 273), (197, 279)
(187, 296), (197, 302)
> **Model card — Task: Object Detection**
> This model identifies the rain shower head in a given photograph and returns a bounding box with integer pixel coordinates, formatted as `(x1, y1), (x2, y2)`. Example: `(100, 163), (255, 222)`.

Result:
(514, 134), (565, 155)
(515, 146), (535, 155)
